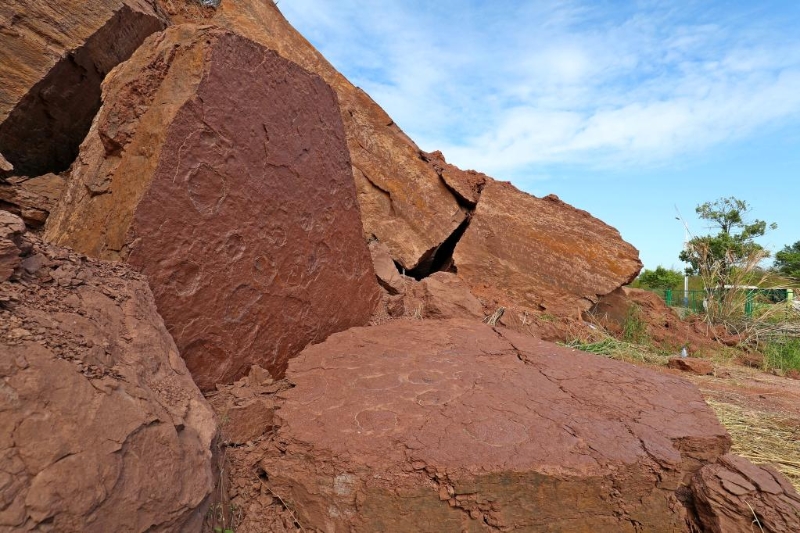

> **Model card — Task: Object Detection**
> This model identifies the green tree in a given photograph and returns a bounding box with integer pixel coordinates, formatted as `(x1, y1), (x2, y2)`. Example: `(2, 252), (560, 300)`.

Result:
(774, 241), (800, 280)
(637, 266), (683, 290)
(679, 197), (776, 287)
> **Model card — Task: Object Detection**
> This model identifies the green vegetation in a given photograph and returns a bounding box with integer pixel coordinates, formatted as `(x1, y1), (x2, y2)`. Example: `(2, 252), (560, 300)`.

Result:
(621, 304), (648, 344)
(774, 241), (800, 280)
(762, 336), (800, 373)
(636, 266), (683, 290)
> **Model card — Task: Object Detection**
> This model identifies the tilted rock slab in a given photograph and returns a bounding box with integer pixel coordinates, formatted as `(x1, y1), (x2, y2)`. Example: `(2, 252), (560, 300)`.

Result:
(0, 217), (216, 532)
(261, 319), (731, 532)
(453, 181), (643, 316)
(155, 0), (466, 271)
(45, 25), (380, 389)
(0, 0), (165, 176)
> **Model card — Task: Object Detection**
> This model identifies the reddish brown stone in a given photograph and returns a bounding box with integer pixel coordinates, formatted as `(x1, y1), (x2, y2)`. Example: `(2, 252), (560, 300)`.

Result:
(0, 173), (65, 227)
(0, 228), (216, 532)
(692, 454), (800, 532)
(45, 25), (380, 389)
(0, 0), (165, 176)
(153, 0), (466, 271)
(453, 182), (642, 317)
(668, 357), (715, 376)
(0, 211), (26, 281)
(369, 240), (406, 295)
(261, 319), (730, 531)
(423, 150), (487, 206)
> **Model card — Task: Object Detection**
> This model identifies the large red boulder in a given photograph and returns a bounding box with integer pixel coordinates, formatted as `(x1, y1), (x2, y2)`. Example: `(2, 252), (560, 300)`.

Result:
(45, 25), (380, 389)
(261, 319), (731, 531)
(0, 217), (216, 531)
(453, 182), (643, 317)
(0, 0), (165, 176)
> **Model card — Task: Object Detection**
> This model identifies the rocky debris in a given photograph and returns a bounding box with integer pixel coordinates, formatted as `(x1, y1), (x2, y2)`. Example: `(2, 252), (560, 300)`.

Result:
(154, 0), (467, 272)
(45, 25), (380, 389)
(0, 211), (28, 281)
(669, 357), (715, 376)
(453, 182), (643, 317)
(692, 454), (800, 532)
(0, 173), (65, 227)
(590, 287), (722, 353)
(0, 215), (217, 532)
(0, 0), (165, 176)
(260, 318), (731, 531)
(369, 240), (406, 295)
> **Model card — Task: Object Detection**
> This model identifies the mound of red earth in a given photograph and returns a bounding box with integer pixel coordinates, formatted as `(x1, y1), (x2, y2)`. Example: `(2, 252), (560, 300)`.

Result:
(45, 24), (380, 389)
(0, 0), (165, 177)
(0, 213), (216, 531)
(249, 318), (796, 531)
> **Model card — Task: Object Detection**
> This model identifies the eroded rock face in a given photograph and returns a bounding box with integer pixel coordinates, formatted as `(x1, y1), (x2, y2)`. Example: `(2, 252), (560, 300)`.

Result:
(454, 182), (643, 316)
(0, 174), (65, 227)
(0, 0), (165, 176)
(0, 217), (216, 532)
(261, 319), (730, 531)
(154, 0), (466, 271)
(45, 25), (380, 389)
(692, 455), (800, 532)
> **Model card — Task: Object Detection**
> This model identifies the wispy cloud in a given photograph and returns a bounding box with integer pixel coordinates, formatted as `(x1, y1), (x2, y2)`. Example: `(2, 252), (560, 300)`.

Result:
(280, 0), (800, 179)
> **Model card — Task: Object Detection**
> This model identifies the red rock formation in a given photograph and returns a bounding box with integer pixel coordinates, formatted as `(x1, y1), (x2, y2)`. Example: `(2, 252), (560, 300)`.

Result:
(45, 25), (380, 389)
(668, 357), (715, 376)
(453, 182), (642, 317)
(0, 0), (165, 176)
(0, 215), (216, 531)
(154, 0), (467, 272)
(261, 318), (731, 531)
(692, 455), (800, 532)
(0, 174), (65, 227)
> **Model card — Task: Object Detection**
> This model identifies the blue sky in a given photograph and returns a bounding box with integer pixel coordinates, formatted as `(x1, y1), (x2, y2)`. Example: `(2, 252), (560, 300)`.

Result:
(280, 0), (800, 272)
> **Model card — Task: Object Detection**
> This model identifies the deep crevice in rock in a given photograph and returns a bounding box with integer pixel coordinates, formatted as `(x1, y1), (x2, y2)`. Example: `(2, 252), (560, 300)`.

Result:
(0, 5), (163, 177)
(404, 214), (471, 280)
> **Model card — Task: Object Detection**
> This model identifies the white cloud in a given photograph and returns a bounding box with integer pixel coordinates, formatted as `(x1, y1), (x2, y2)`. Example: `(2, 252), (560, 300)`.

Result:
(280, 1), (800, 178)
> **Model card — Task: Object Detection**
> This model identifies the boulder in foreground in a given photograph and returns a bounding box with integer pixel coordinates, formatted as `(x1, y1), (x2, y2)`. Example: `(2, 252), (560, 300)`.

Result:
(261, 318), (731, 531)
(45, 25), (380, 389)
(0, 215), (216, 532)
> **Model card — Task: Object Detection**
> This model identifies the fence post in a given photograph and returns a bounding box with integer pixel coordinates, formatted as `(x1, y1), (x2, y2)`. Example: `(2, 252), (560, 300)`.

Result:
(665, 289), (672, 307)
(745, 291), (754, 317)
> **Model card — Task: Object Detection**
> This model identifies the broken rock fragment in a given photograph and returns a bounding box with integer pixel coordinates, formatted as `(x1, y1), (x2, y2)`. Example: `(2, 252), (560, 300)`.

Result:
(0, 173), (65, 227)
(261, 319), (731, 531)
(45, 25), (380, 389)
(0, 226), (216, 532)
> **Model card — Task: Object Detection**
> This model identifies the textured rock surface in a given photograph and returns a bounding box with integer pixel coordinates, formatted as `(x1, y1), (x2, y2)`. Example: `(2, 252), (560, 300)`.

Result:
(0, 174), (65, 227)
(0, 211), (27, 282)
(369, 240), (406, 295)
(261, 319), (730, 531)
(668, 357), (715, 376)
(45, 25), (380, 389)
(155, 0), (466, 270)
(0, 0), (165, 176)
(454, 182), (642, 316)
(692, 454), (800, 532)
(0, 218), (216, 532)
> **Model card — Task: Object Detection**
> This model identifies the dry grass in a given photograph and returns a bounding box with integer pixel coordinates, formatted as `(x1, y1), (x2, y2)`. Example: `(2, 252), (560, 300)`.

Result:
(706, 399), (800, 492)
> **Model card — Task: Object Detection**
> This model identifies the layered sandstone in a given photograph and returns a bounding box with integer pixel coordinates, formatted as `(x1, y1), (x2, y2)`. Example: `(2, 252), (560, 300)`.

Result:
(453, 182), (643, 316)
(261, 319), (731, 531)
(45, 25), (380, 389)
(0, 0), (165, 176)
(0, 215), (216, 532)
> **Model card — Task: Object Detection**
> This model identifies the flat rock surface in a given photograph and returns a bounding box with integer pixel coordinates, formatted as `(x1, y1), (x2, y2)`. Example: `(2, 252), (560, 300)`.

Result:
(262, 319), (731, 532)
(154, 0), (466, 271)
(45, 25), (380, 389)
(0, 0), (165, 175)
(0, 219), (216, 532)
(454, 181), (643, 316)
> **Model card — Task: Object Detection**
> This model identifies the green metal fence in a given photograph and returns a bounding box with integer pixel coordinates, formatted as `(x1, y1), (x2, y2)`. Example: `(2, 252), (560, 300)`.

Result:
(649, 288), (792, 316)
